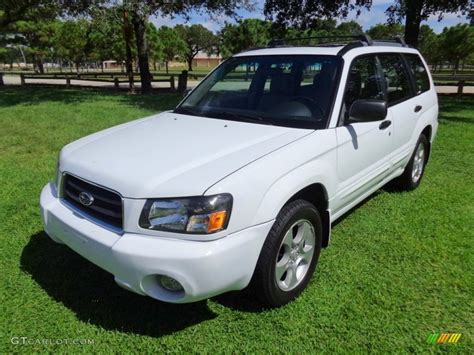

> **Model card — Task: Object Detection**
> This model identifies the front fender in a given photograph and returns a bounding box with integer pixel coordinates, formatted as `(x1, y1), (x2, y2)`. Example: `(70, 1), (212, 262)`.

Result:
(252, 159), (336, 226)
(205, 130), (338, 234)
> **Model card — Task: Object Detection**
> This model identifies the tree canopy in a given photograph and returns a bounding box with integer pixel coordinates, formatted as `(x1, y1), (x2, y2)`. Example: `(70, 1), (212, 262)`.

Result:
(366, 23), (405, 39)
(175, 24), (216, 71)
(155, 26), (186, 73)
(219, 19), (271, 58)
(438, 23), (474, 73)
(264, 0), (471, 46)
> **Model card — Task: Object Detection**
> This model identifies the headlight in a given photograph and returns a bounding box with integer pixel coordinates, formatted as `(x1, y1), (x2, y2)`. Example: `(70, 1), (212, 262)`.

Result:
(139, 194), (232, 234)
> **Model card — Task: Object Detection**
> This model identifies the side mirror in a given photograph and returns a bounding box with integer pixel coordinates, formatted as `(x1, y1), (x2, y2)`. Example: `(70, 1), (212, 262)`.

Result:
(348, 99), (387, 123)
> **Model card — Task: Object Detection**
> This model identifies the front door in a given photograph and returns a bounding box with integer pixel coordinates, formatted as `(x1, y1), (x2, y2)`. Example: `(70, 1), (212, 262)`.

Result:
(333, 54), (393, 214)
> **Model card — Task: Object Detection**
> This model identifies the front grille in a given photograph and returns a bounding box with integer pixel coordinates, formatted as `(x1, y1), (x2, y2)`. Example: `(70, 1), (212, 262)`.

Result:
(62, 174), (123, 229)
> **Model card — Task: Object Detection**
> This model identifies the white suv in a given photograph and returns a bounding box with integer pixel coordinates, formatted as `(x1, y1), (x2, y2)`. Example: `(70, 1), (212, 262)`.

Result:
(40, 36), (438, 307)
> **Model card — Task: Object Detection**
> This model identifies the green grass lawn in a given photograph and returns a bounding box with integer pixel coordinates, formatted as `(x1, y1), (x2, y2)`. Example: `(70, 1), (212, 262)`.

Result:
(0, 87), (472, 353)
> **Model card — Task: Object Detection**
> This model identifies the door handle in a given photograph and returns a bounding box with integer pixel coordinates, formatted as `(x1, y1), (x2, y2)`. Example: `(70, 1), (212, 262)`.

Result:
(379, 120), (392, 130)
(414, 105), (422, 113)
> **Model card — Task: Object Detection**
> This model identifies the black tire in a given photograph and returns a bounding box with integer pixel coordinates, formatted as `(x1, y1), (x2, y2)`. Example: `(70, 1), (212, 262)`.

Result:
(391, 134), (429, 191)
(250, 199), (322, 307)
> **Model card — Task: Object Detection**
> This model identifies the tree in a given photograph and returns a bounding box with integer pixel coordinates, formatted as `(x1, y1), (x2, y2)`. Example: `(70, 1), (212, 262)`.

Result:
(438, 24), (474, 74)
(264, 0), (471, 47)
(146, 23), (163, 71)
(14, 19), (58, 73)
(366, 23), (405, 40)
(386, 0), (470, 47)
(417, 24), (439, 68)
(264, 1), (371, 30)
(0, 0), (58, 29)
(111, 0), (252, 94)
(122, 7), (136, 93)
(53, 20), (91, 73)
(219, 19), (271, 58)
(89, 7), (129, 72)
(0, 46), (19, 69)
(335, 21), (363, 36)
(155, 26), (186, 73)
(175, 24), (216, 71)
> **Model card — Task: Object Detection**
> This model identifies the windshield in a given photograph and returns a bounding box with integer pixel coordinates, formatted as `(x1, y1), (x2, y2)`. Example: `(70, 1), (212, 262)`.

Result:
(175, 55), (342, 129)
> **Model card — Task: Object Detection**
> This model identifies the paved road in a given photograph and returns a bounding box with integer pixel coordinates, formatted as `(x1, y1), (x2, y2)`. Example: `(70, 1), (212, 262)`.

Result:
(2, 74), (473, 94)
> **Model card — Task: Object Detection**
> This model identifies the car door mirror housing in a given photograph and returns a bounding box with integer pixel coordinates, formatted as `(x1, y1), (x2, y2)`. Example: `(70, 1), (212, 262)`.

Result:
(348, 99), (387, 123)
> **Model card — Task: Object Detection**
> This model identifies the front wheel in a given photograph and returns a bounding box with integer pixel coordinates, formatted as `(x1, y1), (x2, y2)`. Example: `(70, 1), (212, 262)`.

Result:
(250, 200), (322, 307)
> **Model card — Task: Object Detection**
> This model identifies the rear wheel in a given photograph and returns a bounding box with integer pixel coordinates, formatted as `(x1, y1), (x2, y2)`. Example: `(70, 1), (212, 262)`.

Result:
(392, 135), (429, 191)
(250, 200), (322, 307)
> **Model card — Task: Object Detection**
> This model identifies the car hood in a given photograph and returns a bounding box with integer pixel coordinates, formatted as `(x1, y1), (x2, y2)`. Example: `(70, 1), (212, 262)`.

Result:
(60, 112), (312, 198)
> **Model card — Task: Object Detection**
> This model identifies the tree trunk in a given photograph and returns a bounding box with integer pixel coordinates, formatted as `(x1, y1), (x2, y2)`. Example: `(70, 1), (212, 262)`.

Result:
(131, 12), (152, 94)
(122, 9), (135, 94)
(187, 57), (193, 71)
(36, 57), (44, 74)
(404, 6), (421, 47)
(165, 61), (169, 74)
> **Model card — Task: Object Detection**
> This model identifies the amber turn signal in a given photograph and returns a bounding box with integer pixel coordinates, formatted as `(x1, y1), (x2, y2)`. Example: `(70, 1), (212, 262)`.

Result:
(207, 210), (227, 233)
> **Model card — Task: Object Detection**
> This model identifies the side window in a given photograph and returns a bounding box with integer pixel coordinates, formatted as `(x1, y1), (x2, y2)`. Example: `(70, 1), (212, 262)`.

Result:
(341, 55), (384, 121)
(405, 54), (430, 94)
(378, 54), (414, 105)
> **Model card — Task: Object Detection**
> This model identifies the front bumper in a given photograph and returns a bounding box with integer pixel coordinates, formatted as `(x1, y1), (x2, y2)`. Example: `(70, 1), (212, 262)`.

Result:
(40, 183), (273, 303)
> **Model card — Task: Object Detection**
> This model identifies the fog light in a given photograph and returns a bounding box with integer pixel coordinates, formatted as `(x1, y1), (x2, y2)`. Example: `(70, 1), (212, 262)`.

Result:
(160, 275), (184, 291)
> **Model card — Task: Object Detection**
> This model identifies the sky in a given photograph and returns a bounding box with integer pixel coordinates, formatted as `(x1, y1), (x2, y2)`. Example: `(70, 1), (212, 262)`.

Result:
(150, 0), (471, 34)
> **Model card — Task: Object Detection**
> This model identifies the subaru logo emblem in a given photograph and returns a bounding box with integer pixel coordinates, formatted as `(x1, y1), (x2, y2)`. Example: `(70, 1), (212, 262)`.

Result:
(78, 192), (94, 206)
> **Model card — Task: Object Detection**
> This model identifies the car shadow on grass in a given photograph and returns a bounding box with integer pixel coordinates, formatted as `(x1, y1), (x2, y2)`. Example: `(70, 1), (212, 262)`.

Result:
(20, 232), (217, 338)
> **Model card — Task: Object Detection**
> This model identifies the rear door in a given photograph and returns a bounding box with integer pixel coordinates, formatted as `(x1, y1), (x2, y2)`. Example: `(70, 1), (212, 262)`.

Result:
(378, 53), (417, 169)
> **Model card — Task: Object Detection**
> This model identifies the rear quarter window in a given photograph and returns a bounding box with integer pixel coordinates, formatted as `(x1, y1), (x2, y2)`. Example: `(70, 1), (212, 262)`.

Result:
(405, 54), (431, 94)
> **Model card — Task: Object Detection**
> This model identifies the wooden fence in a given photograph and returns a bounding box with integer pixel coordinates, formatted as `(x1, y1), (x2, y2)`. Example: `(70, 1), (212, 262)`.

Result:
(431, 75), (474, 95)
(0, 71), (190, 93)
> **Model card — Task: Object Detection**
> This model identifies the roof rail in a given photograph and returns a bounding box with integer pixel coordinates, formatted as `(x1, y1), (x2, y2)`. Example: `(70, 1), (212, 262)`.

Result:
(267, 34), (373, 47)
(395, 36), (408, 47)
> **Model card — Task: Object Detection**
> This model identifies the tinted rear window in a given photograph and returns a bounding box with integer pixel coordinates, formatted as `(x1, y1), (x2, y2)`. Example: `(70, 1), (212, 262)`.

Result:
(405, 54), (430, 94)
(378, 54), (414, 105)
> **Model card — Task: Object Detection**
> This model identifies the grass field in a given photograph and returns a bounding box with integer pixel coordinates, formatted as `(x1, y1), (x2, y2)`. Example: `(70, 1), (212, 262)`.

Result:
(0, 87), (472, 353)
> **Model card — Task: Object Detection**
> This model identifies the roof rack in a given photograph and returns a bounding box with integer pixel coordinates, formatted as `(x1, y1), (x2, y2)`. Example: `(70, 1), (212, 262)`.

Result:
(372, 36), (408, 47)
(263, 34), (409, 56)
(267, 34), (373, 47)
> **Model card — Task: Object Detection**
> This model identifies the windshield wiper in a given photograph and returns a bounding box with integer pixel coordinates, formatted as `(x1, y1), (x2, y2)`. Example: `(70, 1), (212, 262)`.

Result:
(208, 110), (273, 125)
(175, 107), (273, 125)
(173, 106), (201, 116)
